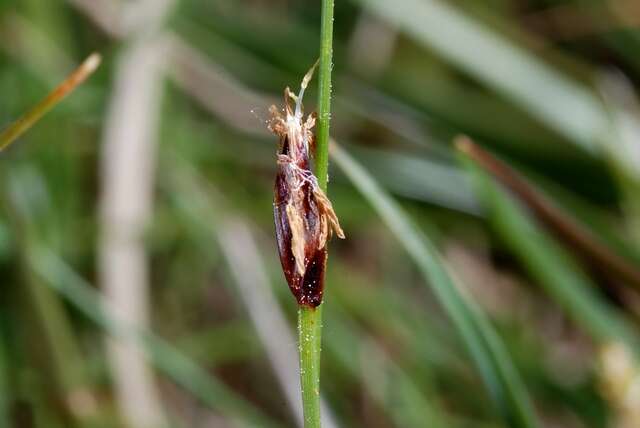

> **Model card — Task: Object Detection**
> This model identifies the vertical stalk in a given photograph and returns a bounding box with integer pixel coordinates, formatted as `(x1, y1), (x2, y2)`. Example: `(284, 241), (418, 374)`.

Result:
(0, 53), (101, 151)
(314, 0), (334, 191)
(298, 1), (334, 427)
(298, 305), (323, 428)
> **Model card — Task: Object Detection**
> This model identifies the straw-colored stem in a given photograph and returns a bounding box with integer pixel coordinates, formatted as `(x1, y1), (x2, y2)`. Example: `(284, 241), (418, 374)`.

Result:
(0, 53), (101, 151)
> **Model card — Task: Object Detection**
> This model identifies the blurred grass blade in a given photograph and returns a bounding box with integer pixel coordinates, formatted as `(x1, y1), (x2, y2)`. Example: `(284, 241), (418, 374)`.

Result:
(3, 167), (104, 425)
(598, 72), (640, 246)
(459, 144), (639, 349)
(455, 137), (640, 290)
(349, 145), (481, 215)
(217, 220), (305, 427)
(351, 0), (608, 151)
(0, 328), (9, 427)
(0, 53), (101, 151)
(99, 26), (167, 428)
(32, 250), (285, 428)
(331, 142), (538, 427)
(324, 305), (448, 428)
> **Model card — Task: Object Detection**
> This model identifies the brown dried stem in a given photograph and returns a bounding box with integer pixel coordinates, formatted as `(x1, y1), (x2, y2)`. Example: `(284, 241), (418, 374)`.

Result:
(456, 136), (640, 290)
(0, 53), (101, 151)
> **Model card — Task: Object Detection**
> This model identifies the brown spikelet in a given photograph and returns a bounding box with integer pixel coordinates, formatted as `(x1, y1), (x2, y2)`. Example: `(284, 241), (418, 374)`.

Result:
(270, 63), (345, 307)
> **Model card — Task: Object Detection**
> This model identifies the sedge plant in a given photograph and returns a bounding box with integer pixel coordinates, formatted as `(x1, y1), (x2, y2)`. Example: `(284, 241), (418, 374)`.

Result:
(299, 1), (335, 427)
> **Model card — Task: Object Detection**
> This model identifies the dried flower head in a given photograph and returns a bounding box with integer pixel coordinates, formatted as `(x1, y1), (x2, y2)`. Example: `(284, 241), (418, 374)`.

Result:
(269, 62), (345, 307)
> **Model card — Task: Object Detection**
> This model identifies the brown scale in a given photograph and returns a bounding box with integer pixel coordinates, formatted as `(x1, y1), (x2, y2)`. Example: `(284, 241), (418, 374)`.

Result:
(269, 63), (344, 307)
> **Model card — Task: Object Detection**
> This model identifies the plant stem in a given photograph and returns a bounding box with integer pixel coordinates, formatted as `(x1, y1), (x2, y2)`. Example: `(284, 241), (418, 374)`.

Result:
(315, 0), (334, 192)
(298, 1), (334, 427)
(298, 305), (323, 428)
(0, 53), (101, 151)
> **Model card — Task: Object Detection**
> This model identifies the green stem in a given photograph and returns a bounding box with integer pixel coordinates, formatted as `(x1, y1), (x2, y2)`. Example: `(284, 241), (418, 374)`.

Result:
(298, 305), (323, 428)
(298, 1), (334, 426)
(315, 0), (334, 192)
